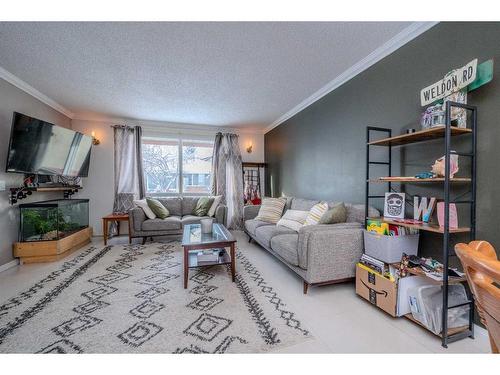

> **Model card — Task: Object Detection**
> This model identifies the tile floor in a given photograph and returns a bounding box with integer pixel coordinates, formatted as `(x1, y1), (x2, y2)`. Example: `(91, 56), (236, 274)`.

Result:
(0, 230), (492, 353)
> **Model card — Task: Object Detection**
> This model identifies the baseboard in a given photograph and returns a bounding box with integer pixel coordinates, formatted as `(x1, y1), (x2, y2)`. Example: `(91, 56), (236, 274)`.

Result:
(0, 259), (20, 273)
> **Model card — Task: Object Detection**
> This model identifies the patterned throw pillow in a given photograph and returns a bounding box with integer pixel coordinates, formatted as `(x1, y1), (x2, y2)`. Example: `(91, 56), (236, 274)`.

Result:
(255, 198), (286, 224)
(146, 198), (170, 219)
(304, 202), (329, 226)
(277, 209), (309, 232)
(193, 197), (215, 216)
(319, 202), (347, 224)
(207, 195), (223, 217)
(133, 199), (156, 220)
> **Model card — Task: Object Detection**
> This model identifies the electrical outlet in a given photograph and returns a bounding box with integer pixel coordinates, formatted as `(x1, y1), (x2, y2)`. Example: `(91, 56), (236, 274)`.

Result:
(0, 180), (5, 191)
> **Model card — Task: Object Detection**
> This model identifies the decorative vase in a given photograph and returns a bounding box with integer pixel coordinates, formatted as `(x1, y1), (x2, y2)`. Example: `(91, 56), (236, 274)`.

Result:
(200, 218), (214, 234)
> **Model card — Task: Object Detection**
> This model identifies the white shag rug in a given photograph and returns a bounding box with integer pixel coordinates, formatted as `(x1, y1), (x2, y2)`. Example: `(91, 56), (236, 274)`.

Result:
(0, 240), (310, 353)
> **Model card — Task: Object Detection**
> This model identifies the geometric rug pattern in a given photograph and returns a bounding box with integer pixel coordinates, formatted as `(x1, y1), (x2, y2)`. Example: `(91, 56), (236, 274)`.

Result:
(0, 240), (310, 353)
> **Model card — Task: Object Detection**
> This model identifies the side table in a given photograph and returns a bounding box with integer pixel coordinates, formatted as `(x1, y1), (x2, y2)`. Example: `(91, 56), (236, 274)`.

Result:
(102, 213), (131, 245)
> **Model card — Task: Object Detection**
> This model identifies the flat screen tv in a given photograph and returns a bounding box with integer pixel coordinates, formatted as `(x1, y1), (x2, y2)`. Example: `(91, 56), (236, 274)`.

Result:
(5, 112), (92, 177)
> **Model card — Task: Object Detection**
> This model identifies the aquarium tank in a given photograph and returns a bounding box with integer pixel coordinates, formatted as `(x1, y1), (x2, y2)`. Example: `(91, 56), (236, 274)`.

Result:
(19, 199), (89, 242)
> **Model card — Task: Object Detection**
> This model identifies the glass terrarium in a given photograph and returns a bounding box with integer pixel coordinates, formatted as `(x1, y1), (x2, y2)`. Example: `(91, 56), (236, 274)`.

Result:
(19, 199), (89, 242)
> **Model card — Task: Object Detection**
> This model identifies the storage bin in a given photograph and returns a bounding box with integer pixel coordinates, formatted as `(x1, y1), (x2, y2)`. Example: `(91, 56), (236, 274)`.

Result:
(408, 284), (470, 335)
(363, 230), (419, 263)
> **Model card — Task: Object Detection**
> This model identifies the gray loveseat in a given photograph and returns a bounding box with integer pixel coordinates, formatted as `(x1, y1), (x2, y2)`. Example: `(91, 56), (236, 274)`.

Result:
(129, 197), (227, 244)
(244, 197), (379, 294)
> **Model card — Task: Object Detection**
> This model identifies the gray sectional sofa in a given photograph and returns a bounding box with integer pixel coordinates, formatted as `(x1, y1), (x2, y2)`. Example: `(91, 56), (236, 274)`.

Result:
(244, 197), (379, 293)
(129, 197), (227, 244)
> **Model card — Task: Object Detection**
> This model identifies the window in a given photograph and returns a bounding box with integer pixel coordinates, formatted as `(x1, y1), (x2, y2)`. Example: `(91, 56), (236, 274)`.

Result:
(142, 136), (213, 196)
(182, 140), (213, 194)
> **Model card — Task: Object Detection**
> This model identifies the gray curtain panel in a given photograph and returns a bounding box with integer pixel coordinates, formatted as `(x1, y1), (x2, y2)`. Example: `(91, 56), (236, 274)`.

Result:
(211, 132), (244, 229)
(110, 125), (145, 236)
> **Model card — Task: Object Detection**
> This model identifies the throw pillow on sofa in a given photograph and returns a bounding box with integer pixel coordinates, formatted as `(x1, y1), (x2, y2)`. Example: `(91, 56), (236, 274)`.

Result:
(319, 202), (347, 224)
(304, 201), (328, 226)
(207, 195), (223, 217)
(146, 198), (170, 219)
(277, 209), (309, 231)
(133, 199), (157, 220)
(193, 197), (215, 216)
(255, 197), (286, 223)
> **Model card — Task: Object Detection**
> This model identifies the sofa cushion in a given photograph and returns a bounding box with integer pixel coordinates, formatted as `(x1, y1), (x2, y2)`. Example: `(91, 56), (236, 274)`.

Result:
(193, 197), (215, 216)
(255, 197), (286, 223)
(277, 209), (309, 231)
(245, 219), (273, 235)
(142, 216), (182, 231)
(181, 215), (210, 226)
(304, 202), (329, 226)
(146, 198), (170, 219)
(255, 225), (297, 248)
(345, 204), (379, 224)
(208, 195), (223, 217)
(158, 198), (182, 216)
(290, 198), (320, 211)
(270, 234), (299, 266)
(133, 199), (156, 219)
(181, 197), (199, 216)
(319, 202), (347, 224)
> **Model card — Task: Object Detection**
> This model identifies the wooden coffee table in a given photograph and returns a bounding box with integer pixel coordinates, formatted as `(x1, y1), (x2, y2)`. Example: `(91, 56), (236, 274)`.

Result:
(181, 223), (236, 289)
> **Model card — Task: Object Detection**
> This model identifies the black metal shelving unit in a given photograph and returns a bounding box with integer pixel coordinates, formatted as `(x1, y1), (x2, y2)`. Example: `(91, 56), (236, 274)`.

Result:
(365, 101), (477, 348)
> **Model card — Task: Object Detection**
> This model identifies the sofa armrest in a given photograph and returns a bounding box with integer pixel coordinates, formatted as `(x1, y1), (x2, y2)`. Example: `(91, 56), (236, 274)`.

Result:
(298, 223), (363, 283)
(214, 204), (228, 226)
(129, 207), (146, 233)
(244, 205), (261, 221)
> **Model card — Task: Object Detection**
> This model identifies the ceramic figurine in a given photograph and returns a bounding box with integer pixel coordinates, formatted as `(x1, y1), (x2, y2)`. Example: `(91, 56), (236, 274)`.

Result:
(431, 154), (459, 178)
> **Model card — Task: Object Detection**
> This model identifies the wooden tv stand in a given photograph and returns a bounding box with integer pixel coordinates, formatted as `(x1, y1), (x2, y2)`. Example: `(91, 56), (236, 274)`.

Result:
(13, 226), (93, 264)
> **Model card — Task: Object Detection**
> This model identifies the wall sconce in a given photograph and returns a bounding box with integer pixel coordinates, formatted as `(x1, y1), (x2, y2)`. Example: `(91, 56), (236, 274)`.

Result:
(246, 142), (253, 154)
(91, 131), (100, 145)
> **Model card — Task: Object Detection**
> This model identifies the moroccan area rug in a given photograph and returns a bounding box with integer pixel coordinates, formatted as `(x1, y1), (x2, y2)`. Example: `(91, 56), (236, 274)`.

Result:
(0, 240), (310, 353)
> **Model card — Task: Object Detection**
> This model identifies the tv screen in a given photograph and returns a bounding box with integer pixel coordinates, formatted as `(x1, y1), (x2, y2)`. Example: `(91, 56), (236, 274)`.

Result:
(5, 112), (92, 177)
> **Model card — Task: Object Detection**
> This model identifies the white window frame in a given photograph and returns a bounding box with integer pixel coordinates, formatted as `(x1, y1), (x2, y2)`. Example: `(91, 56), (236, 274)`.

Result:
(142, 133), (213, 198)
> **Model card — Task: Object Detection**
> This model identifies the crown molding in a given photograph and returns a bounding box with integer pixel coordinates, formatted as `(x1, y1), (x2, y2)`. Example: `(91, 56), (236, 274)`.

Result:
(264, 21), (439, 134)
(0, 66), (74, 119)
(72, 113), (266, 135)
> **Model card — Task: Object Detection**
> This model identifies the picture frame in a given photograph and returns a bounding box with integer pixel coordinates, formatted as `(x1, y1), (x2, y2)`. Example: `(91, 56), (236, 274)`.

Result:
(384, 192), (405, 219)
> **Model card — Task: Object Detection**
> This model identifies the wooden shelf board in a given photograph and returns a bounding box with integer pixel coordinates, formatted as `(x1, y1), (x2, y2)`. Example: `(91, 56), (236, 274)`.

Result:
(368, 126), (472, 146)
(367, 217), (470, 234)
(11, 186), (82, 192)
(404, 314), (470, 338)
(392, 263), (467, 284)
(368, 177), (471, 183)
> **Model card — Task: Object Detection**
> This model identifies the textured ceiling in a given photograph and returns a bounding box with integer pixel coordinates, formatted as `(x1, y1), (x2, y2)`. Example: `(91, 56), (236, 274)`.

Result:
(0, 22), (412, 129)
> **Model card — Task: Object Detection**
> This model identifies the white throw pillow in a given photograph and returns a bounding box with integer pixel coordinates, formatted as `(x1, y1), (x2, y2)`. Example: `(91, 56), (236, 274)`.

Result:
(207, 195), (223, 217)
(304, 202), (328, 226)
(277, 209), (309, 232)
(133, 199), (156, 219)
(255, 197), (286, 224)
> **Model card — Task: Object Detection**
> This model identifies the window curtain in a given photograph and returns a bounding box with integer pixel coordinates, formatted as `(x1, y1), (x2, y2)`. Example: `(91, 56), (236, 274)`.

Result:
(211, 133), (244, 229)
(110, 125), (145, 235)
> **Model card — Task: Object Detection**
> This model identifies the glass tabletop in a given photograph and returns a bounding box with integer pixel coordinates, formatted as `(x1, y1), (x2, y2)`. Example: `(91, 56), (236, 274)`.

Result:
(181, 223), (235, 246)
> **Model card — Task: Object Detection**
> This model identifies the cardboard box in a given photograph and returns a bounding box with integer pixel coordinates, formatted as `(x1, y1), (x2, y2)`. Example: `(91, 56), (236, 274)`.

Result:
(355, 263), (397, 317)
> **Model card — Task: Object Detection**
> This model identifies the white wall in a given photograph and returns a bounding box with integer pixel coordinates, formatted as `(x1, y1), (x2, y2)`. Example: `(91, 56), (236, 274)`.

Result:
(71, 118), (264, 235)
(0, 78), (72, 267)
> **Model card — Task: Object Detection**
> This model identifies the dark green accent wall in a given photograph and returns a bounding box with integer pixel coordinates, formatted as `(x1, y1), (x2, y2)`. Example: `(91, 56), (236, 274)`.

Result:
(265, 22), (500, 254)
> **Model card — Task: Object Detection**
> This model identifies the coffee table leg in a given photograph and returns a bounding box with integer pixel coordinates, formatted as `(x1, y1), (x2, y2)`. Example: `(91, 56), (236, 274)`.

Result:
(184, 247), (188, 289)
(230, 243), (236, 282)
